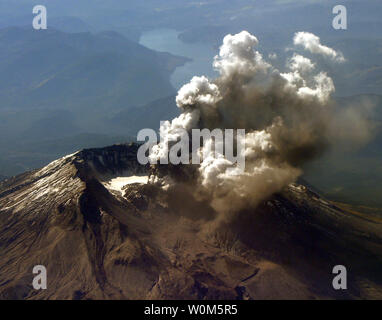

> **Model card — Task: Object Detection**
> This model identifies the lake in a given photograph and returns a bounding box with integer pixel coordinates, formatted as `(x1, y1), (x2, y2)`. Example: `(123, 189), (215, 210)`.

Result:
(139, 28), (218, 89)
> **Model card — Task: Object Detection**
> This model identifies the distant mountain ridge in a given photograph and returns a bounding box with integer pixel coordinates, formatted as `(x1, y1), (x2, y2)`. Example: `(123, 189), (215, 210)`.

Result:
(0, 27), (188, 177)
(0, 27), (186, 110)
(111, 95), (179, 135)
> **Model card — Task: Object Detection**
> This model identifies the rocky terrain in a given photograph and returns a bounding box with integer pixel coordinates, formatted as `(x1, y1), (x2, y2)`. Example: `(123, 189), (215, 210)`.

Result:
(0, 143), (381, 300)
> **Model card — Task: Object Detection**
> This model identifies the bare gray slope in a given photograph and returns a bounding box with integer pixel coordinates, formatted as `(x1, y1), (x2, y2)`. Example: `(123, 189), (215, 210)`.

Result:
(0, 144), (381, 299)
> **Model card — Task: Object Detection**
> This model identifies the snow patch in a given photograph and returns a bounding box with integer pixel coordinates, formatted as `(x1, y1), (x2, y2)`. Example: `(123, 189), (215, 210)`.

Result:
(105, 175), (148, 193)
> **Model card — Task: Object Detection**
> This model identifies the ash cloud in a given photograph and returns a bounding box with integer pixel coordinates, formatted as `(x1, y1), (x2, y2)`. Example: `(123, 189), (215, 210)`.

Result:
(149, 30), (370, 218)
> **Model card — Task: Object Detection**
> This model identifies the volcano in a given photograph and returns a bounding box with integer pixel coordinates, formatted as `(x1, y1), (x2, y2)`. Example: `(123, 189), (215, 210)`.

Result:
(0, 143), (381, 300)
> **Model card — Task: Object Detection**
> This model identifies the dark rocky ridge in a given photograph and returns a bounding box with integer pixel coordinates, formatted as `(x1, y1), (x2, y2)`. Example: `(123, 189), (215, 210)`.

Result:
(0, 143), (381, 299)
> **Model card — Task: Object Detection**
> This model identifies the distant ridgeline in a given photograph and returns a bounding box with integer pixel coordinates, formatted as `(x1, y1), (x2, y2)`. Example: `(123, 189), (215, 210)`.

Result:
(0, 27), (187, 177)
(0, 27), (186, 110)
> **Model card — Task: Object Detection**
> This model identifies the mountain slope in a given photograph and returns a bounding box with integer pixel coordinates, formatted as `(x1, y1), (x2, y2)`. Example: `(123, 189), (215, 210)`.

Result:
(0, 144), (381, 299)
(0, 27), (185, 110)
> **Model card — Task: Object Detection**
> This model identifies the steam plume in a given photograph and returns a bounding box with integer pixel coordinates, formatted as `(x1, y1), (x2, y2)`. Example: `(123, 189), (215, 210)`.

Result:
(293, 31), (345, 62)
(149, 31), (353, 217)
